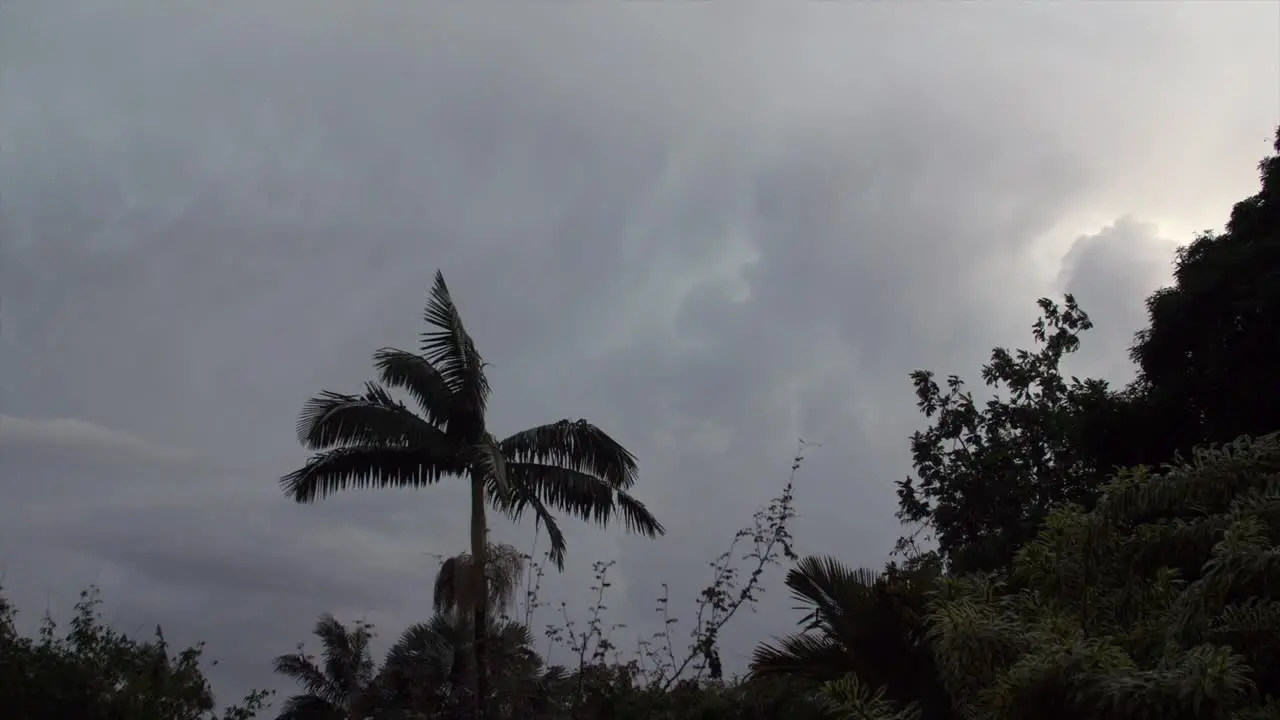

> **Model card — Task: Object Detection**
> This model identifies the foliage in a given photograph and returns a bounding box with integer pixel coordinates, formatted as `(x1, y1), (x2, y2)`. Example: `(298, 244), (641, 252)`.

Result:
(0, 587), (269, 720)
(912, 433), (1280, 720)
(1125, 128), (1280, 463)
(751, 555), (953, 719)
(271, 614), (380, 720)
(896, 128), (1280, 575)
(261, 446), (812, 719)
(532, 444), (806, 718)
(815, 675), (922, 720)
(280, 270), (663, 568)
(781, 130), (1280, 720)
(896, 294), (1116, 573)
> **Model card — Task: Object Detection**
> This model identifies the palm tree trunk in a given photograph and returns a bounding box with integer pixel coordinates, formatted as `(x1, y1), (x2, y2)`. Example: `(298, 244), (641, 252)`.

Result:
(469, 469), (490, 720)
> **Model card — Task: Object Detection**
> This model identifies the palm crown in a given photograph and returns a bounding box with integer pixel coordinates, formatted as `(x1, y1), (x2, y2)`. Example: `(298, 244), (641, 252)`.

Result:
(280, 270), (665, 567)
(272, 614), (379, 720)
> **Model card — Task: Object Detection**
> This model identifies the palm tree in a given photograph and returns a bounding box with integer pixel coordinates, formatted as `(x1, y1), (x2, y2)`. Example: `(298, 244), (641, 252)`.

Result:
(280, 270), (665, 720)
(380, 613), (548, 719)
(379, 614), (472, 716)
(433, 542), (526, 621)
(273, 614), (381, 720)
(750, 555), (952, 719)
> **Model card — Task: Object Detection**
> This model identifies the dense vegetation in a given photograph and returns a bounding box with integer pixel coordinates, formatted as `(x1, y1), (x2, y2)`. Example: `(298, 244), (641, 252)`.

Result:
(2, 127), (1276, 719)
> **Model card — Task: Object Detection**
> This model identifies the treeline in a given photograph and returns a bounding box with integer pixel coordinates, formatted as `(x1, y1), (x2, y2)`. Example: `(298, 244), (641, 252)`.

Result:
(2, 126), (1277, 719)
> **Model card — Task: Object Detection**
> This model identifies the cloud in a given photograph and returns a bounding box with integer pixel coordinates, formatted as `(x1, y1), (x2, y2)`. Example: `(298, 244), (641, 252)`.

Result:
(1, 0), (1276, 706)
(1053, 217), (1178, 381)
(0, 414), (199, 465)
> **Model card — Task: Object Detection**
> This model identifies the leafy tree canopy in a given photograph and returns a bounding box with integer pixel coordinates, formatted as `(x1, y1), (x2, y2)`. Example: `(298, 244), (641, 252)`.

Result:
(1126, 130), (1280, 462)
(897, 294), (1115, 573)
(0, 587), (269, 720)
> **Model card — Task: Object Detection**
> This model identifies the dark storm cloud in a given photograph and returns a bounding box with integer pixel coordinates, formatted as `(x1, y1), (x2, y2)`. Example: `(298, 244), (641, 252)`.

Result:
(1, 0), (1276, 704)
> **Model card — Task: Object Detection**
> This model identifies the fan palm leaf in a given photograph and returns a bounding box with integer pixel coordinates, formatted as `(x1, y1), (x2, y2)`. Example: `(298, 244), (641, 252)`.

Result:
(751, 555), (952, 718)
(383, 614), (467, 690)
(381, 613), (541, 715)
(787, 556), (884, 632)
(750, 556), (898, 682)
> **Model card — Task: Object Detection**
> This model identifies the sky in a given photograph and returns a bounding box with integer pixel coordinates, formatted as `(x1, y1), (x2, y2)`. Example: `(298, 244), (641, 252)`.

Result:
(1, 1), (1277, 708)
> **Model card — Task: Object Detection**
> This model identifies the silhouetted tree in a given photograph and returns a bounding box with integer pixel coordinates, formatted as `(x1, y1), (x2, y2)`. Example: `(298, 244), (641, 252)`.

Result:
(751, 556), (953, 719)
(0, 587), (267, 720)
(272, 615), (379, 720)
(897, 295), (1113, 573)
(280, 270), (665, 720)
(1126, 126), (1280, 461)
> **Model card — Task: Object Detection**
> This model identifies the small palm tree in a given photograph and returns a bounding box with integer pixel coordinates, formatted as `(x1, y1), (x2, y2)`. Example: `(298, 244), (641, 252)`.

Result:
(380, 613), (543, 718)
(273, 614), (380, 720)
(434, 542), (526, 621)
(750, 555), (952, 719)
(379, 614), (471, 715)
(281, 270), (665, 720)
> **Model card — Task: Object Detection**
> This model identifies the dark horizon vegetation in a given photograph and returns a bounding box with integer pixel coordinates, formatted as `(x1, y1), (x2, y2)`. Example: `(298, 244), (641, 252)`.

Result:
(2, 127), (1278, 720)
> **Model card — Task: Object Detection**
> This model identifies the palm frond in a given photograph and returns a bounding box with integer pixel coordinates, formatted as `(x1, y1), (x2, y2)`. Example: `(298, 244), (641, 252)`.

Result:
(488, 619), (539, 673)
(433, 555), (466, 617)
(433, 543), (526, 617)
(506, 462), (664, 538)
(482, 544), (527, 615)
(420, 270), (490, 424)
(490, 618), (536, 653)
(272, 654), (339, 705)
(384, 613), (538, 693)
(385, 615), (465, 685)
(500, 419), (639, 490)
(614, 488), (665, 537)
(313, 614), (375, 697)
(751, 556), (934, 694)
(380, 616), (468, 713)
(280, 446), (458, 503)
(750, 633), (852, 681)
(273, 693), (344, 720)
(372, 347), (455, 427)
(295, 383), (445, 451)
(486, 473), (570, 570)
(787, 556), (881, 629)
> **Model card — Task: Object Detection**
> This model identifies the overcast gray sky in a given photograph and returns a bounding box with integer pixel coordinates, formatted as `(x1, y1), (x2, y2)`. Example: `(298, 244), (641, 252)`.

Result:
(1, 1), (1277, 708)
